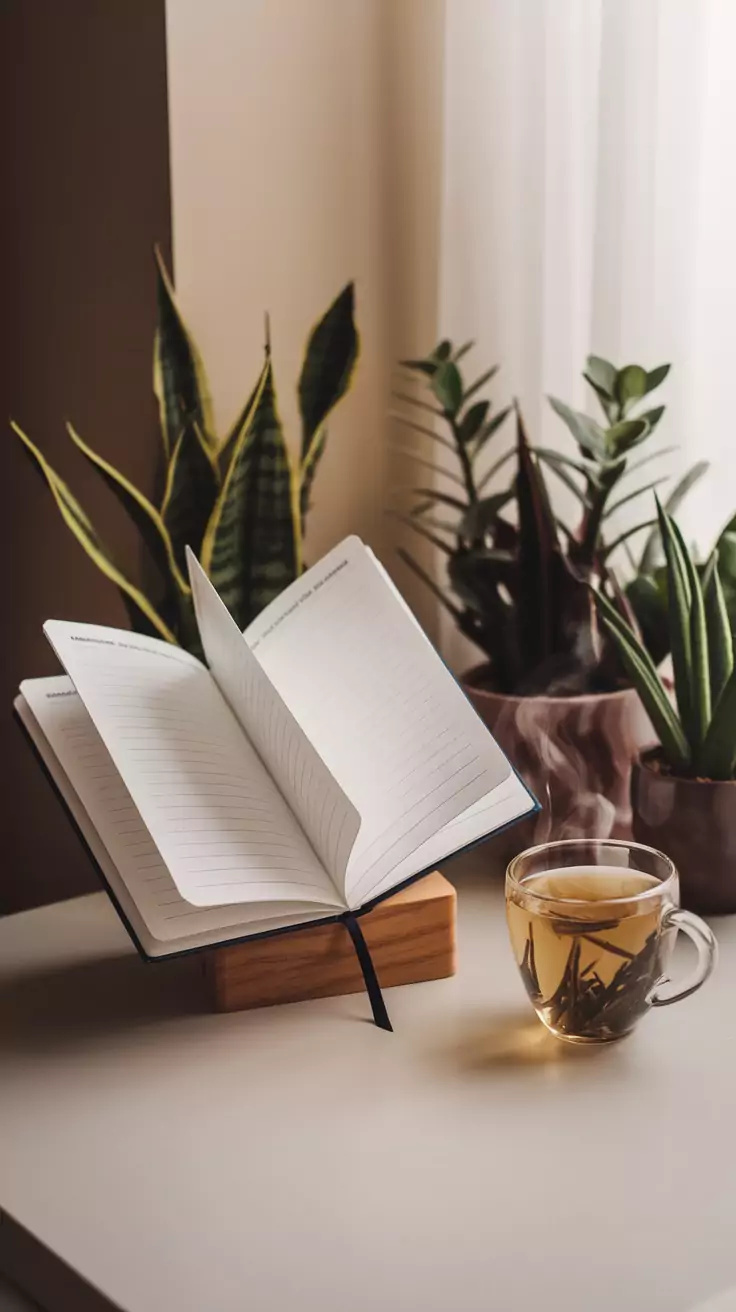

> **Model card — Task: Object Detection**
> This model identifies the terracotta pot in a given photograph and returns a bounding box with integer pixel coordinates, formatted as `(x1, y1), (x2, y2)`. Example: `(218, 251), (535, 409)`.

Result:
(463, 667), (654, 862)
(632, 752), (736, 914)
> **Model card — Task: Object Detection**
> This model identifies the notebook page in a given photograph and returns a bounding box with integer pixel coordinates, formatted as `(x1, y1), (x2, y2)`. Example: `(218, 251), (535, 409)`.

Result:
(19, 677), (325, 944)
(245, 537), (513, 908)
(42, 624), (342, 911)
(362, 773), (534, 903)
(187, 549), (359, 886)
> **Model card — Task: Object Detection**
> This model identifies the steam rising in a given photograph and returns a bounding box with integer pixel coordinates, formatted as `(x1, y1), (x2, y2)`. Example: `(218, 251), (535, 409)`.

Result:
(491, 692), (654, 843)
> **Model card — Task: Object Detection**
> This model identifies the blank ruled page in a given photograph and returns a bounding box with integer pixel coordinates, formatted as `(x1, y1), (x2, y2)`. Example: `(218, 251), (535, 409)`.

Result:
(187, 550), (360, 885)
(18, 678), (325, 946)
(245, 538), (514, 907)
(42, 625), (342, 911)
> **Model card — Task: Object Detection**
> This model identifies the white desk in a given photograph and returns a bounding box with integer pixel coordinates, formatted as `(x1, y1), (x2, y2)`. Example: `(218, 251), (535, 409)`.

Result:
(1, 853), (734, 1312)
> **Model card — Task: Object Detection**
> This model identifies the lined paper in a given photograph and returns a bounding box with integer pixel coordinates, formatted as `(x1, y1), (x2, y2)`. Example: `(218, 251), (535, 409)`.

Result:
(42, 625), (343, 911)
(245, 537), (519, 906)
(187, 549), (360, 885)
(19, 678), (323, 944)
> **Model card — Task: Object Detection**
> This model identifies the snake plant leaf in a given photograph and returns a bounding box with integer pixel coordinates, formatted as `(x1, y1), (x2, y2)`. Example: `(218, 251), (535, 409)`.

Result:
(625, 573), (670, 666)
(603, 621), (691, 772)
(656, 498), (696, 745)
(669, 512), (711, 755)
(66, 423), (189, 597)
(161, 418), (219, 575)
(638, 461), (710, 574)
(299, 428), (327, 528)
(700, 665), (736, 780)
(594, 589), (691, 772)
(11, 423), (176, 643)
(548, 397), (607, 460)
(298, 282), (358, 463)
(153, 246), (216, 459)
(218, 363), (268, 479)
(516, 404), (564, 666)
(702, 552), (734, 706)
(201, 359), (298, 628)
(716, 526), (736, 634)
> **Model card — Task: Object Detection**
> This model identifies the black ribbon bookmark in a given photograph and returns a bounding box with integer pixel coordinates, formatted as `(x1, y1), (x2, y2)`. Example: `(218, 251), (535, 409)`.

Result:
(341, 912), (393, 1032)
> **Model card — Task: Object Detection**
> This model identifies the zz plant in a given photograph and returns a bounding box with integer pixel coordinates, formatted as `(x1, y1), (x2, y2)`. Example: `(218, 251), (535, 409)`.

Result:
(12, 251), (358, 657)
(596, 500), (736, 780)
(395, 345), (703, 695)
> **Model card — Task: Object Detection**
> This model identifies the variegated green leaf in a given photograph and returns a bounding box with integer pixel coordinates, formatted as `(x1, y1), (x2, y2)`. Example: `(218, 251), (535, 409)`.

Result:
(201, 360), (299, 627)
(299, 282), (358, 463)
(702, 552), (734, 706)
(657, 498), (696, 746)
(700, 666), (736, 779)
(161, 419), (219, 574)
(153, 246), (216, 458)
(594, 587), (691, 771)
(66, 423), (189, 596)
(11, 422), (176, 643)
(218, 360), (269, 478)
(299, 427), (327, 529)
(668, 512), (710, 757)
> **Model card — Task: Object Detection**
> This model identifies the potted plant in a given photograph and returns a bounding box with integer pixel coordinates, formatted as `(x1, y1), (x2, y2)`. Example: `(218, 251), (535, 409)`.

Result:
(395, 346), (705, 846)
(11, 250), (359, 657)
(595, 501), (736, 914)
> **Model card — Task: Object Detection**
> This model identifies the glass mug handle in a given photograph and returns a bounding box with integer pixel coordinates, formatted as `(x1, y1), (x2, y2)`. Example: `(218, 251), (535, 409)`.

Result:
(650, 908), (718, 1007)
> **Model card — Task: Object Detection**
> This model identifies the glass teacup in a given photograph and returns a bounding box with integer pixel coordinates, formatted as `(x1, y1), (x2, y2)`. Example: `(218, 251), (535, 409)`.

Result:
(506, 838), (717, 1044)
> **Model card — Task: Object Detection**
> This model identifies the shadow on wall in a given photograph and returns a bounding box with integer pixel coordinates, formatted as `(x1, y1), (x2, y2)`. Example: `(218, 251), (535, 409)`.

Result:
(0, 0), (172, 913)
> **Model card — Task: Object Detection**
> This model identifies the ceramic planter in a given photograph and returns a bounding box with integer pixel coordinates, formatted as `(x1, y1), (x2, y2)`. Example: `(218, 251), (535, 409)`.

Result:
(632, 752), (736, 914)
(463, 667), (654, 860)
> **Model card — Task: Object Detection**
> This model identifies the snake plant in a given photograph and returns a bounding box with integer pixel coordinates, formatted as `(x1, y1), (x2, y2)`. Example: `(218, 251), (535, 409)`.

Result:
(395, 345), (705, 695)
(11, 251), (358, 657)
(596, 500), (736, 780)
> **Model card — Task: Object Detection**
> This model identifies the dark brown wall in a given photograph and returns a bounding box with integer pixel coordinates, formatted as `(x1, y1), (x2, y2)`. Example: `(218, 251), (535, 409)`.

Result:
(0, 0), (172, 912)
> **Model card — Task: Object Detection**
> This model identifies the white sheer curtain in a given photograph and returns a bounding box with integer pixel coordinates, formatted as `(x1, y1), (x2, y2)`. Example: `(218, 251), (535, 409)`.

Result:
(438, 0), (736, 667)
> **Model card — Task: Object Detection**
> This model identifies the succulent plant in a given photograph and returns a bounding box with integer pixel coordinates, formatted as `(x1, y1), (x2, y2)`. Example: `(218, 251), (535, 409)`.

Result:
(12, 251), (359, 658)
(395, 346), (703, 695)
(596, 500), (736, 780)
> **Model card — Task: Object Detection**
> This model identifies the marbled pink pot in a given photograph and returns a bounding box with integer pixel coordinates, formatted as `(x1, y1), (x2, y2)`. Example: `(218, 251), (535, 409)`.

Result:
(632, 753), (736, 915)
(463, 666), (655, 863)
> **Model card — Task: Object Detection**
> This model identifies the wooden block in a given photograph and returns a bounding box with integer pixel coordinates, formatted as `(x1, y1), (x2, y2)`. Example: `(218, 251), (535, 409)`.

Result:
(204, 871), (456, 1013)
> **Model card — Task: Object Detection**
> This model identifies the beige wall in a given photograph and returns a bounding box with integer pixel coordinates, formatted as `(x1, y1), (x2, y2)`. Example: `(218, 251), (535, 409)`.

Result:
(165, 0), (445, 636)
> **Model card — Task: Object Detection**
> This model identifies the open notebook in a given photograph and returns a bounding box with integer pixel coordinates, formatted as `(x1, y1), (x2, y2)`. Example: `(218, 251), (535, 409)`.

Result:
(15, 537), (536, 974)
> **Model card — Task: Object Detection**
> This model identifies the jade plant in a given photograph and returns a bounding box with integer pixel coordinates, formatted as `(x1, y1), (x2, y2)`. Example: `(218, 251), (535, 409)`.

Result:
(596, 501), (736, 780)
(11, 251), (358, 657)
(395, 345), (702, 695)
